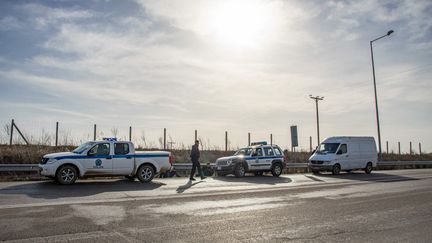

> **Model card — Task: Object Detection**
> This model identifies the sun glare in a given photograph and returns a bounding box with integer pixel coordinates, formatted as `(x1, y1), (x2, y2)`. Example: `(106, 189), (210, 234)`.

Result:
(207, 0), (280, 48)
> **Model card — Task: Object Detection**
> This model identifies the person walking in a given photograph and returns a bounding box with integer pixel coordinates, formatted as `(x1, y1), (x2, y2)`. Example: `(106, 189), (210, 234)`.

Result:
(190, 140), (206, 181)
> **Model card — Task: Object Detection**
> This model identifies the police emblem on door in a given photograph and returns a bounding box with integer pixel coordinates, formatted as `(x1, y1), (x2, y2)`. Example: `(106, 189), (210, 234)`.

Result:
(93, 159), (103, 168)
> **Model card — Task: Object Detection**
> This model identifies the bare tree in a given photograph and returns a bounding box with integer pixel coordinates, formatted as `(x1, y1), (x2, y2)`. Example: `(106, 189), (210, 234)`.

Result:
(111, 127), (119, 138)
(140, 131), (148, 149)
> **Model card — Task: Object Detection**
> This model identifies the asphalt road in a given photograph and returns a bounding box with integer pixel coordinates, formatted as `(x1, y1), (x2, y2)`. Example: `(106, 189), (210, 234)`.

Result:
(0, 169), (431, 242)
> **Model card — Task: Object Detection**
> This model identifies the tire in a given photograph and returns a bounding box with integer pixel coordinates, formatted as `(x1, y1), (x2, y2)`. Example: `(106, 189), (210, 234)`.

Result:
(332, 164), (341, 175)
(254, 171), (264, 176)
(365, 162), (373, 174)
(345, 170), (352, 173)
(234, 163), (246, 178)
(125, 175), (135, 181)
(137, 165), (155, 183)
(312, 170), (320, 174)
(271, 163), (282, 177)
(56, 165), (78, 185)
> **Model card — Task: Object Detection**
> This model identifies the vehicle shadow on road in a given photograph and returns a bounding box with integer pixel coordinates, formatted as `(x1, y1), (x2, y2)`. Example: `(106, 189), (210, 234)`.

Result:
(312, 171), (419, 183)
(213, 175), (292, 185)
(176, 180), (204, 193)
(0, 179), (166, 199)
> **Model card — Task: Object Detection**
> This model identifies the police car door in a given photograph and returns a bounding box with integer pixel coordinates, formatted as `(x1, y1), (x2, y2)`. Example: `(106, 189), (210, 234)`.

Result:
(249, 148), (263, 170)
(261, 146), (275, 170)
(84, 142), (113, 174)
(112, 142), (134, 175)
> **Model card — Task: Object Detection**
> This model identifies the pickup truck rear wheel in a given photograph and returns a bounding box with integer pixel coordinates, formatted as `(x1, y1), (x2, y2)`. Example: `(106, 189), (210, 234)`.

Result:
(137, 165), (155, 183)
(56, 165), (78, 185)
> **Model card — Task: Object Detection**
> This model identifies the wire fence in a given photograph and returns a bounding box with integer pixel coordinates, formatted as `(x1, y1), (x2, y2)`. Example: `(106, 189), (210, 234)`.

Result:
(0, 119), (428, 154)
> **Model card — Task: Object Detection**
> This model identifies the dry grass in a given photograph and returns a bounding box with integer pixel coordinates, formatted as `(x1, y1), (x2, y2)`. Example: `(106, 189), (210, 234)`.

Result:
(0, 145), (430, 164)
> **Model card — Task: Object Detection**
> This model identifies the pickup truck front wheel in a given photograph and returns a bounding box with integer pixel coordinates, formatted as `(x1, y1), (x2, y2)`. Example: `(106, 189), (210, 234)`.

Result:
(137, 165), (155, 183)
(56, 165), (78, 185)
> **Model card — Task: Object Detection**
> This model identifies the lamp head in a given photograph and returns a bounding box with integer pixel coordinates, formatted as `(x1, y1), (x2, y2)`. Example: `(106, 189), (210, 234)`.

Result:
(387, 30), (394, 36)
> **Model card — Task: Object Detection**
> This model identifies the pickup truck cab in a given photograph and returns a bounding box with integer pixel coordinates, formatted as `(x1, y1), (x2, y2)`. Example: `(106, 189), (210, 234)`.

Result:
(39, 138), (173, 184)
(215, 142), (286, 177)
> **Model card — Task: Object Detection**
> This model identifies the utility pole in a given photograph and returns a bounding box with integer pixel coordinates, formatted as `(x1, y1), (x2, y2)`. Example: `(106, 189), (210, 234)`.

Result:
(225, 131), (228, 151)
(309, 95), (324, 146)
(248, 132), (251, 146)
(163, 128), (167, 150)
(55, 122), (59, 146)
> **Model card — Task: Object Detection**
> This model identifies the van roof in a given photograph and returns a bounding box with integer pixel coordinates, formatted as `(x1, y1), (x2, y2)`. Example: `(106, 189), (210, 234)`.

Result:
(322, 136), (375, 143)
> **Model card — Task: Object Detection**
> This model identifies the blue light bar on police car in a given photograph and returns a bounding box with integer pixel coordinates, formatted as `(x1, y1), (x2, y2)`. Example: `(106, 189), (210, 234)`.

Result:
(251, 141), (267, 146)
(103, 137), (117, 141)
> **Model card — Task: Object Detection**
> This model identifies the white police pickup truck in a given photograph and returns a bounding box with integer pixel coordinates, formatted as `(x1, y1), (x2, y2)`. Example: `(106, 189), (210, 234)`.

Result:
(215, 142), (286, 177)
(39, 138), (173, 185)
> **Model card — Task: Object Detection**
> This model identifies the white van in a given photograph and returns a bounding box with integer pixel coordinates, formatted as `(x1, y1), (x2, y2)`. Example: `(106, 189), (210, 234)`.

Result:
(308, 136), (377, 175)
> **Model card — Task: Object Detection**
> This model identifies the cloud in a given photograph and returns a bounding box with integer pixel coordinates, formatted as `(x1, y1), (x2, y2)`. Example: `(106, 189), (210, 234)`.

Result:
(0, 16), (22, 31)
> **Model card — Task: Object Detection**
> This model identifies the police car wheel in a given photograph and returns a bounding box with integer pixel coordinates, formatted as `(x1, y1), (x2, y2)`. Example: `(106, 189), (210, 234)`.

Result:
(137, 165), (155, 183)
(234, 163), (246, 178)
(271, 164), (282, 177)
(56, 165), (78, 185)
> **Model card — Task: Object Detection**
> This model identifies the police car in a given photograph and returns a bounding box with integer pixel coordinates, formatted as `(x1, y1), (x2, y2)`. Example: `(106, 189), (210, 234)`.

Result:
(215, 142), (286, 177)
(39, 138), (173, 185)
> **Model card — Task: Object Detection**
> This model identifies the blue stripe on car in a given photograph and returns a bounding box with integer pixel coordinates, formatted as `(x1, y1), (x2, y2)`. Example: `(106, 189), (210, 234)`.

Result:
(54, 154), (169, 160)
(244, 156), (284, 160)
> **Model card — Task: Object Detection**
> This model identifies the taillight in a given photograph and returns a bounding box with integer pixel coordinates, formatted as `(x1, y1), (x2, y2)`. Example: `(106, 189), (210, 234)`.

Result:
(169, 155), (175, 165)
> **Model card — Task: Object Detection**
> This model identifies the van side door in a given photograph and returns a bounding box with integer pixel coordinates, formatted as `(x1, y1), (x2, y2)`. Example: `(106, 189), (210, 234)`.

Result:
(112, 142), (134, 175)
(336, 144), (351, 170)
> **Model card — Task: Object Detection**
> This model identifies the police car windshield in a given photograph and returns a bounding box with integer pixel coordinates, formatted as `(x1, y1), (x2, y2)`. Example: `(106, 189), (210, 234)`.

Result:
(73, 142), (96, 154)
(234, 148), (253, 156)
(317, 143), (340, 154)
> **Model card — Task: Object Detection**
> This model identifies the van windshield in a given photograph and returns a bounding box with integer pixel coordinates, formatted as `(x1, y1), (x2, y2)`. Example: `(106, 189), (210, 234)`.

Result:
(317, 143), (340, 154)
(73, 142), (96, 154)
(234, 148), (253, 156)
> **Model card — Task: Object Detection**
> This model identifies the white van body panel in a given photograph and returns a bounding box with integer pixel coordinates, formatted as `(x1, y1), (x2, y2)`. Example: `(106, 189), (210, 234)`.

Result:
(309, 136), (378, 172)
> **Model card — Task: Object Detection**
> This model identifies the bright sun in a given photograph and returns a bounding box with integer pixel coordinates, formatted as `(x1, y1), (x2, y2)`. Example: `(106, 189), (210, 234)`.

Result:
(207, 0), (279, 48)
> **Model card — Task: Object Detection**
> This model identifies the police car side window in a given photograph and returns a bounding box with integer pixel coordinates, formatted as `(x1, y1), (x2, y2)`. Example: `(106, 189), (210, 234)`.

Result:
(256, 148), (263, 156)
(264, 147), (274, 156)
(89, 143), (110, 156)
(273, 147), (282, 156)
(115, 143), (129, 155)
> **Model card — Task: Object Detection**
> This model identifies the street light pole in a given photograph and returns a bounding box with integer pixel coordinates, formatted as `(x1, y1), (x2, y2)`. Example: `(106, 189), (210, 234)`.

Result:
(370, 30), (394, 162)
(309, 95), (324, 146)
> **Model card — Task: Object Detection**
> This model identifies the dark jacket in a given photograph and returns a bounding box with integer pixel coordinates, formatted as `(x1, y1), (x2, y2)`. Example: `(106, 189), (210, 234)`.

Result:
(190, 144), (200, 161)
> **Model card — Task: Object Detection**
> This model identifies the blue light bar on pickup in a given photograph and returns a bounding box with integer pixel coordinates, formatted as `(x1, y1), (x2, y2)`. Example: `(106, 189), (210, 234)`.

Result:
(103, 137), (117, 141)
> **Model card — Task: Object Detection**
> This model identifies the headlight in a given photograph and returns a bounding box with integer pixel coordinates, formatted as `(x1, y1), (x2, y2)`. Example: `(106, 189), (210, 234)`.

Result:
(47, 158), (58, 164)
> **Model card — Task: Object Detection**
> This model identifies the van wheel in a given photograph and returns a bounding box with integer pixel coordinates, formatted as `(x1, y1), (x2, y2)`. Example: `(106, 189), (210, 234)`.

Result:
(56, 165), (78, 185)
(365, 162), (373, 174)
(332, 164), (341, 175)
(137, 165), (155, 183)
(234, 163), (246, 178)
(271, 163), (282, 177)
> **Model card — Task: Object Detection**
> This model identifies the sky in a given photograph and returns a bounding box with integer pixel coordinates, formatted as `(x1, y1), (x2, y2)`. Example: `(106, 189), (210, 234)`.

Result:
(0, 0), (431, 152)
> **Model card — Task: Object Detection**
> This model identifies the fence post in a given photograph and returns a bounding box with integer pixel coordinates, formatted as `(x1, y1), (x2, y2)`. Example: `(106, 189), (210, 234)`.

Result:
(9, 119), (14, 145)
(248, 132), (251, 146)
(163, 128), (166, 150)
(194, 130), (197, 142)
(419, 142), (421, 155)
(270, 133), (273, 145)
(409, 141), (412, 155)
(398, 142), (401, 155)
(129, 126), (132, 142)
(386, 141), (388, 154)
(309, 136), (312, 152)
(12, 121), (29, 145)
(225, 131), (228, 151)
(55, 122), (59, 146)
(93, 124), (97, 141)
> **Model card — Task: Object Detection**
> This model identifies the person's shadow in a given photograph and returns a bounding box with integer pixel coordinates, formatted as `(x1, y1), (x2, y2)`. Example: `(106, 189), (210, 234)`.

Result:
(176, 180), (204, 193)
